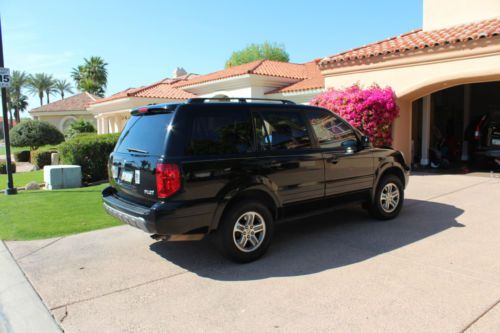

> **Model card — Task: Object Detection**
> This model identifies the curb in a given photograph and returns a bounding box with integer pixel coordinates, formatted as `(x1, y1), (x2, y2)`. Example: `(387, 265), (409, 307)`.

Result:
(0, 241), (63, 333)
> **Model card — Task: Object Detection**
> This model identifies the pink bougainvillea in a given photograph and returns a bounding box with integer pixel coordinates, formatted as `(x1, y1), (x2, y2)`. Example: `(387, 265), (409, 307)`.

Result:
(310, 85), (399, 147)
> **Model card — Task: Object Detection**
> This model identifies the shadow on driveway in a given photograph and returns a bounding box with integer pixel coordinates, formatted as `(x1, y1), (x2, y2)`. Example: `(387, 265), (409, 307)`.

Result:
(149, 199), (464, 281)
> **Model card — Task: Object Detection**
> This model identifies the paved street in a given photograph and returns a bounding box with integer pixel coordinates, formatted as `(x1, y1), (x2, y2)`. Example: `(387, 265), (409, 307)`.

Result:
(6, 174), (500, 332)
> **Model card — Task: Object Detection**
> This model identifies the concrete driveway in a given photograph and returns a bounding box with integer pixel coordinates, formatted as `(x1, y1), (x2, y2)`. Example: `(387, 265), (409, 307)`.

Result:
(6, 174), (500, 332)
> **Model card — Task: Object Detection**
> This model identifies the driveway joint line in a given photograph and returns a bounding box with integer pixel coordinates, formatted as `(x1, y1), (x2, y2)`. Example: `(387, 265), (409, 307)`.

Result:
(461, 298), (500, 332)
(16, 237), (65, 261)
(50, 270), (189, 311)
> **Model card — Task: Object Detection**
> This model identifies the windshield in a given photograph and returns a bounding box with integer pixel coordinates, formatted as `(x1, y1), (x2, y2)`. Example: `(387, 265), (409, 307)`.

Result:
(114, 113), (174, 156)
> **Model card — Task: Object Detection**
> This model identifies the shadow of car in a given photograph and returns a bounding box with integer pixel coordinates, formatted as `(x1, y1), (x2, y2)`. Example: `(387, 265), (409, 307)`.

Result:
(149, 199), (464, 281)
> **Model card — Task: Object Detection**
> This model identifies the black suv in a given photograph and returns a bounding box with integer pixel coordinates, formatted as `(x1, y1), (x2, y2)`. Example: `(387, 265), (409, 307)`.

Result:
(103, 98), (409, 262)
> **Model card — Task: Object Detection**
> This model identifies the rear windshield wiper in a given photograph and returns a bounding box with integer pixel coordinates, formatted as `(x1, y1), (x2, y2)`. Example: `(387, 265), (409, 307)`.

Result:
(127, 148), (149, 154)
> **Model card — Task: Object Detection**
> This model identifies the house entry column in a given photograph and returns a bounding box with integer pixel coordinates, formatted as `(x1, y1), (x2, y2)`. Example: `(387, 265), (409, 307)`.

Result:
(420, 95), (431, 166)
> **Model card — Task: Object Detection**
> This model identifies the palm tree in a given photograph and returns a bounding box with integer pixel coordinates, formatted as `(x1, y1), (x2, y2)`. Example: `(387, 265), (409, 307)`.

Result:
(54, 79), (73, 99)
(10, 70), (29, 123)
(27, 73), (53, 106)
(10, 93), (29, 117)
(71, 56), (108, 97)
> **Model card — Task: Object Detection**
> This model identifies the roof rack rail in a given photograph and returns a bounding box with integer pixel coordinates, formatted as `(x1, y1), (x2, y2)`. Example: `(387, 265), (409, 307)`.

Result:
(186, 97), (296, 105)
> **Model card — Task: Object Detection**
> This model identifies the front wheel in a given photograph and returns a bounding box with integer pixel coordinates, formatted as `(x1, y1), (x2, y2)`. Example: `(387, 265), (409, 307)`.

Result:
(369, 175), (404, 220)
(215, 201), (274, 263)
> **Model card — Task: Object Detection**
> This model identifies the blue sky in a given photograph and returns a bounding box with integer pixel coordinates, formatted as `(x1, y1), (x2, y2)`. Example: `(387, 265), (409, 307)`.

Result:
(2, 0), (422, 114)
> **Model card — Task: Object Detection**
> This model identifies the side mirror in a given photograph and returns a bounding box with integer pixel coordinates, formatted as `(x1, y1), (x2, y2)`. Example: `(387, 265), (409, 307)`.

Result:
(341, 139), (358, 153)
(360, 135), (371, 148)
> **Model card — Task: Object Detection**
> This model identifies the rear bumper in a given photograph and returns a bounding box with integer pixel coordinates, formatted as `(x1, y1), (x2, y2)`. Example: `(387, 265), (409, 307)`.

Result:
(474, 148), (500, 158)
(102, 186), (213, 236)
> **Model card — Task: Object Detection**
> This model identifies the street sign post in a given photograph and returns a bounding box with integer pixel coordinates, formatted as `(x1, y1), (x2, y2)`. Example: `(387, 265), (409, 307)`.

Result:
(0, 17), (17, 195)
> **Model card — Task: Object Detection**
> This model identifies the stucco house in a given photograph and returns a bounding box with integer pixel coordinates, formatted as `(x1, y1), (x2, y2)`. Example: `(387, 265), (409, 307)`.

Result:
(29, 92), (100, 132)
(88, 61), (324, 134)
(319, 0), (500, 166)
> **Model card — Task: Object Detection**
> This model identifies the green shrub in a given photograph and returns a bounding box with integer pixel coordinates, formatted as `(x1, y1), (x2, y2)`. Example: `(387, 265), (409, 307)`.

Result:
(31, 147), (58, 169)
(0, 160), (16, 174)
(13, 150), (30, 162)
(64, 119), (97, 139)
(59, 133), (120, 182)
(10, 120), (64, 150)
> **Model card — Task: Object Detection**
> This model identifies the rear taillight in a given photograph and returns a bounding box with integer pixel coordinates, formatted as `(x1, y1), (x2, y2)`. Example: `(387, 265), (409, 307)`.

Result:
(474, 115), (487, 141)
(155, 163), (181, 199)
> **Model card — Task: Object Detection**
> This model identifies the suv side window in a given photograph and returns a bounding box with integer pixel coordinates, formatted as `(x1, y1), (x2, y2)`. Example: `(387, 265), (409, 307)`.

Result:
(306, 110), (357, 149)
(257, 110), (312, 151)
(185, 109), (254, 156)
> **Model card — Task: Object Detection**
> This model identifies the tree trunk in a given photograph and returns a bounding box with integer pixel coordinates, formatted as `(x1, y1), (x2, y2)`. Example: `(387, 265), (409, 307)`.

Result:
(14, 107), (20, 123)
(39, 92), (43, 106)
(61, 91), (65, 99)
(46, 91), (50, 104)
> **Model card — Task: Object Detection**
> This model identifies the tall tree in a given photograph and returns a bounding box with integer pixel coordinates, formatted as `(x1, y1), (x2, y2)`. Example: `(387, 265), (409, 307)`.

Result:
(27, 73), (54, 106)
(225, 42), (289, 68)
(10, 93), (29, 117)
(9, 70), (29, 123)
(71, 56), (108, 97)
(54, 79), (73, 99)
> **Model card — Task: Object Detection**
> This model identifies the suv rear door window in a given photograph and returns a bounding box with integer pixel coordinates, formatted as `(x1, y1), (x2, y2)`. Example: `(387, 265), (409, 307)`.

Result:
(258, 111), (311, 150)
(115, 113), (173, 156)
(185, 109), (253, 156)
(306, 110), (357, 149)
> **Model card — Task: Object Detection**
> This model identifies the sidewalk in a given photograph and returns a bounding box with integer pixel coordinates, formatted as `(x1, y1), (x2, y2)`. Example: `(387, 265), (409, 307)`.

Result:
(0, 241), (62, 333)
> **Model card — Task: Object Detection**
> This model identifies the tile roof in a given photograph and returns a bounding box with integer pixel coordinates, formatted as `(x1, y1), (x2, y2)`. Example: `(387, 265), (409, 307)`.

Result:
(91, 78), (196, 105)
(266, 60), (324, 94)
(173, 60), (309, 88)
(320, 17), (500, 69)
(30, 92), (100, 112)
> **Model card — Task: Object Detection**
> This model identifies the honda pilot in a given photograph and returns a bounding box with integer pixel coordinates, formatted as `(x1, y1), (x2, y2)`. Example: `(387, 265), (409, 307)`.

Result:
(103, 98), (410, 262)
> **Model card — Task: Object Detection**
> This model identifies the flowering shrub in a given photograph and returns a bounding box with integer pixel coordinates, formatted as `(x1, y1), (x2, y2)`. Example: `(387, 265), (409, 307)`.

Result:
(310, 85), (399, 147)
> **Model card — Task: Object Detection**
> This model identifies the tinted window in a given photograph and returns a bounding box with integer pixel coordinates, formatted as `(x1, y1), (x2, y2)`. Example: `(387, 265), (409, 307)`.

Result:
(257, 111), (311, 150)
(306, 110), (357, 149)
(185, 110), (253, 156)
(115, 113), (173, 156)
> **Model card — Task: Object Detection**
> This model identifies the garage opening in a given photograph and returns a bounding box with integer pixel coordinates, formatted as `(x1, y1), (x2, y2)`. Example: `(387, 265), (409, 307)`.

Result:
(411, 81), (500, 172)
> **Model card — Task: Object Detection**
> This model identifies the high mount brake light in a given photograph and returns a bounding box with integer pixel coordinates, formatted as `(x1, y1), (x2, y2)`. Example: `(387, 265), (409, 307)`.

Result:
(155, 163), (181, 198)
(138, 107), (149, 113)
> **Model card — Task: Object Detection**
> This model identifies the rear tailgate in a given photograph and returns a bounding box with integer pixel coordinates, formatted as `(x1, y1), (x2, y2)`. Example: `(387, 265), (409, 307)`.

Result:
(109, 112), (175, 204)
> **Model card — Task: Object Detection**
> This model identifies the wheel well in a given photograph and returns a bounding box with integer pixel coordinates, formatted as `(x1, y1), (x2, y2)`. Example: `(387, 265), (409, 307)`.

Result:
(380, 167), (406, 186)
(218, 190), (278, 228)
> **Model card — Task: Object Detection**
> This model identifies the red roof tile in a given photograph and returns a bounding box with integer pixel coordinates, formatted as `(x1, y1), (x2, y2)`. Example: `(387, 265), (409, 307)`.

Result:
(173, 60), (309, 88)
(91, 78), (196, 105)
(320, 18), (500, 69)
(266, 61), (324, 94)
(30, 92), (100, 112)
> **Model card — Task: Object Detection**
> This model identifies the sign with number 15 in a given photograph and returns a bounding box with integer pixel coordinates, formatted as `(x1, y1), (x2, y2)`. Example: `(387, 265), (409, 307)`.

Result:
(0, 68), (11, 88)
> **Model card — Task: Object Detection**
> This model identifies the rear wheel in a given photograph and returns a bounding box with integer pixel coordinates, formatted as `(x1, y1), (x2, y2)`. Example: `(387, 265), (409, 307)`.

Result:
(216, 201), (274, 262)
(369, 175), (404, 220)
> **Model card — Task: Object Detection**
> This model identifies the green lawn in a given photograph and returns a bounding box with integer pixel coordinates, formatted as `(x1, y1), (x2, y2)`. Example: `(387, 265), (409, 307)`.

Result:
(0, 184), (121, 240)
(0, 145), (29, 156)
(0, 170), (44, 189)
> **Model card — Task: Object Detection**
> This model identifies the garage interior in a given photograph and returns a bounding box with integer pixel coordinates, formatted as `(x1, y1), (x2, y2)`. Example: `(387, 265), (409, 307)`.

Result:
(411, 81), (500, 172)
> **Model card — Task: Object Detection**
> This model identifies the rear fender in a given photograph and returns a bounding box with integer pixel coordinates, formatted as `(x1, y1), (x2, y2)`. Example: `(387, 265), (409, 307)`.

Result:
(209, 176), (281, 231)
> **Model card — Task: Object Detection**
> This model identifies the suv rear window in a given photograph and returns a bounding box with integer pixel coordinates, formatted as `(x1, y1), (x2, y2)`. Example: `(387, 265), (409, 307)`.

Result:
(115, 113), (173, 156)
(185, 109), (253, 156)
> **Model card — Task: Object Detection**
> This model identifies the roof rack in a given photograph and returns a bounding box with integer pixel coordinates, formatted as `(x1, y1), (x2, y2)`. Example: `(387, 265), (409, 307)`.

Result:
(186, 97), (296, 105)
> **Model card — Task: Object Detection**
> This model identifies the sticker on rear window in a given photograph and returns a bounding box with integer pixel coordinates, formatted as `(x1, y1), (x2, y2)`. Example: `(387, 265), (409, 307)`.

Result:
(135, 170), (141, 184)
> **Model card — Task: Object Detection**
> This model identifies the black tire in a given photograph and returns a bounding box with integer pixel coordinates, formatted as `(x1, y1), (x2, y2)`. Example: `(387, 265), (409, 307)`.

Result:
(215, 200), (274, 263)
(369, 174), (404, 220)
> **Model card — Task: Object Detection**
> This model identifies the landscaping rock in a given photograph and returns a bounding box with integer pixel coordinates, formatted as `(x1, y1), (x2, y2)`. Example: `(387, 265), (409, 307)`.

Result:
(25, 182), (40, 191)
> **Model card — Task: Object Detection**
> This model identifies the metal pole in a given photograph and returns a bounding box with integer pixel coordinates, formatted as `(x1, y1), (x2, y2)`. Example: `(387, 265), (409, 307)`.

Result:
(0, 16), (17, 195)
